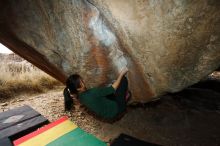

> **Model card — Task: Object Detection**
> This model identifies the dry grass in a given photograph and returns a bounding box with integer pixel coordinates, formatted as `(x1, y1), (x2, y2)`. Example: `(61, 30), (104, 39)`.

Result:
(0, 60), (63, 99)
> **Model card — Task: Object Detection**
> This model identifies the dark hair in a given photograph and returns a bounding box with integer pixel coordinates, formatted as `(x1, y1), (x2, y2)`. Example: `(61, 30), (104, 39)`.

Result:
(63, 74), (82, 111)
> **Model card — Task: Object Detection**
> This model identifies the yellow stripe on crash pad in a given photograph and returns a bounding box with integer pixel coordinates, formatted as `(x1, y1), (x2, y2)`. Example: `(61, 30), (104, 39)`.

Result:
(18, 120), (77, 146)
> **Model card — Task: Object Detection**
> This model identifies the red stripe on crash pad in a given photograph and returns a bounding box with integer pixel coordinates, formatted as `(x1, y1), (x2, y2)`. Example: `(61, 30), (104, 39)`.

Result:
(14, 116), (68, 146)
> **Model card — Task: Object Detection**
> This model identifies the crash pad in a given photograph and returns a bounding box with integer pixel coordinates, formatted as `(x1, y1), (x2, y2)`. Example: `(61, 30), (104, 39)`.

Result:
(0, 105), (48, 141)
(13, 116), (107, 146)
(0, 138), (13, 146)
(110, 134), (161, 146)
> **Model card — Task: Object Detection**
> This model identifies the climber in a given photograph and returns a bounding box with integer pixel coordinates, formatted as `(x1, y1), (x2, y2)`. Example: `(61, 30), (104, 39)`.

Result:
(63, 67), (130, 121)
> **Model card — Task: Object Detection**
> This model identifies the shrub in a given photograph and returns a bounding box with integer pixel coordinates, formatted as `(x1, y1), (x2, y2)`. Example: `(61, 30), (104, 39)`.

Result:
(0, 60), (62, 99)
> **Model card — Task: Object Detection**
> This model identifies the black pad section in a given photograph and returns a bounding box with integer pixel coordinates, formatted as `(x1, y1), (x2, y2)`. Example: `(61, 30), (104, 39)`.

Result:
(111, 134), (161, 146)
(0, 115), (48, 140)
(0, 138), (13, 146)
(0, 105), (40, 130)
(0, 105), (49, 140)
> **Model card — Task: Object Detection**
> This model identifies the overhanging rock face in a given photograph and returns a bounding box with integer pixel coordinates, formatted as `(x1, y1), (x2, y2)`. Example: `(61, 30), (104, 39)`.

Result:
(0, 0), (220, 102)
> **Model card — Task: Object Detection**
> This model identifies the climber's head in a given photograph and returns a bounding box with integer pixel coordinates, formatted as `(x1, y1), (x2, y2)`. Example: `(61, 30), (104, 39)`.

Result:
(63, 74), (86, 111)
(66, 74), (86, 94)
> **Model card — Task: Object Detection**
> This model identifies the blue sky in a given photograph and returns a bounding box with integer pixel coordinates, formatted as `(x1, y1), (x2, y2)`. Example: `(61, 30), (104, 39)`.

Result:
(0, 43), (13, 54)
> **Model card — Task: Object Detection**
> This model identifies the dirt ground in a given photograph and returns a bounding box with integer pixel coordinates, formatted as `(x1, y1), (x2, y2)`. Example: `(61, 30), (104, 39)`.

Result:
(1, 77), (220, 146)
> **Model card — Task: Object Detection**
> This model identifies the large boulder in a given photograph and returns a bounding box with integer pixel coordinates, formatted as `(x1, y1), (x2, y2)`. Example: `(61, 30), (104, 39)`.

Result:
(0, 0), (219, 102)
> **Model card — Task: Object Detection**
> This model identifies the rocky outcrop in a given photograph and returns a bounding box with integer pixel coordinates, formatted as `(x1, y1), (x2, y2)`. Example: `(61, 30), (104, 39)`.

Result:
(0, 0), (220, 102)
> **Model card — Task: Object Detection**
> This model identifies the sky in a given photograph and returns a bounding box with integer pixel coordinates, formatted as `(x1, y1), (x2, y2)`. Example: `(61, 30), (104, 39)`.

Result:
(0, 43), (13, 54)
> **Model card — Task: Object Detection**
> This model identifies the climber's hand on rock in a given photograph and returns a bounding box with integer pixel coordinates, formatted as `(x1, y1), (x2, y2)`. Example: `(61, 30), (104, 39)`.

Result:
(120, 67), (128, 76)
(112, 67), (128, 90)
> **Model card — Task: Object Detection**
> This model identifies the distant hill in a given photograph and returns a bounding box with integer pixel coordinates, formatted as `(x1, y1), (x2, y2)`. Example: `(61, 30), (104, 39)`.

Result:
(0, 53), (24, 62)
(0, 53), (37, 72)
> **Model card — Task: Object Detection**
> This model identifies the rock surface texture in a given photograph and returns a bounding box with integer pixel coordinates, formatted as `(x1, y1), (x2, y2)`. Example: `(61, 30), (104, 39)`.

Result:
(0, 0), (220, 102)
